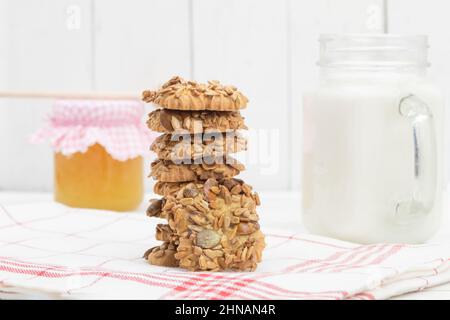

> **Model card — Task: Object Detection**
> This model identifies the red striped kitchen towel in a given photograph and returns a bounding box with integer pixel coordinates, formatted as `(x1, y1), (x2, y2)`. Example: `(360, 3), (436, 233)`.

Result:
(0, 201), (449, 299)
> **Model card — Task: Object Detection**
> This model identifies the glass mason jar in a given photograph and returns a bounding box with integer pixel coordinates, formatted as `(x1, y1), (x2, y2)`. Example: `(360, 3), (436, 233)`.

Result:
(32, 100), (153, 212)
(302, 34), (445, 244)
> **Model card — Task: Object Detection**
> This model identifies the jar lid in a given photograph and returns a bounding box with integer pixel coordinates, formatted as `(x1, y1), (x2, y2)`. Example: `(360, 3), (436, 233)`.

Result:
(31, 99), (156, 161)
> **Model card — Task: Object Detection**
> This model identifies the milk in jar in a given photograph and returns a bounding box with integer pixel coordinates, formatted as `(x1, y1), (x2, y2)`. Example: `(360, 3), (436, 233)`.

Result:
(302, 35), (445, 244)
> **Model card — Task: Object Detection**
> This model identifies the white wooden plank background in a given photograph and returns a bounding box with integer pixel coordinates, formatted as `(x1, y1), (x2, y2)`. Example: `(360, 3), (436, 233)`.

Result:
(288, 0), (385, 189)
(0, 0), (448, 193)
(93, 0), (191, 92)
(192, 0), (290, 189)
(0, 0), (93, 191)
(93, 0), (191, 191)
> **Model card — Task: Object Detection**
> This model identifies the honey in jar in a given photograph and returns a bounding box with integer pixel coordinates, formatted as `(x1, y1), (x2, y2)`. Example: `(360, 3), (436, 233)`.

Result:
(32, 99), (153, 212)
(55, 143), (143, 211)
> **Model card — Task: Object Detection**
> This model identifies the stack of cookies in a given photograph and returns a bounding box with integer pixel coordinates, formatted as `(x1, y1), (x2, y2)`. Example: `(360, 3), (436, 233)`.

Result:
(142, 76), (265, 271)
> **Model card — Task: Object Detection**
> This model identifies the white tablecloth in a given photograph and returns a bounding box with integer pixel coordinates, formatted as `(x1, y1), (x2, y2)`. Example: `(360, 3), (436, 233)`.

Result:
(0, 191), (449, 300)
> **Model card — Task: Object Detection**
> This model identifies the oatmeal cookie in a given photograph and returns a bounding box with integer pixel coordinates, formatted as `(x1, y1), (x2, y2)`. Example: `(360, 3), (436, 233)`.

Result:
(147, 109), (247, 133)
(150, 133), (247, 162)
(150, 158), (244, 182)
(153, 181), (197, 197)
(153, 178), (265, 271)
(142, 76), (248, 111)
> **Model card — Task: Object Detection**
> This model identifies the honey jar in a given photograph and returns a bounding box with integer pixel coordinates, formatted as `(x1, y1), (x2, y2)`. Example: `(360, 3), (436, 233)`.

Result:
(32, 100), (153, 211)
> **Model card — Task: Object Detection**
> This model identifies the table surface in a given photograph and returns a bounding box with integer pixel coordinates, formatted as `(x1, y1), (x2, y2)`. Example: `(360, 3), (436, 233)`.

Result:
(1, 191), (449, 300)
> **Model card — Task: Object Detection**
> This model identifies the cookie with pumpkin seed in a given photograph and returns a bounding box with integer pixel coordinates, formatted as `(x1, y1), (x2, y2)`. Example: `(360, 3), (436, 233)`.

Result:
(147, 109), (247, 134)
(142, 76), (248, 111)
(149, 178), (265, 271)
(149, 158), (244, 183)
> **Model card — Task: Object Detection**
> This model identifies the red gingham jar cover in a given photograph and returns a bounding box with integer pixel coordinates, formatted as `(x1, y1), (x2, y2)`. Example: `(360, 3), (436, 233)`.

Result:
(31, 99), (156, 161)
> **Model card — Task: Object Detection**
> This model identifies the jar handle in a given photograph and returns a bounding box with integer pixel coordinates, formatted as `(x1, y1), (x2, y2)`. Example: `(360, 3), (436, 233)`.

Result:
(395, 94), (437, 223)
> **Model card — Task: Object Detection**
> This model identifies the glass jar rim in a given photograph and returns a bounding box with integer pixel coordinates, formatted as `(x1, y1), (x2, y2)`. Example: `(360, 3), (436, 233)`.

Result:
(318, 33), (429, 69)
(319, 33), (428, 41)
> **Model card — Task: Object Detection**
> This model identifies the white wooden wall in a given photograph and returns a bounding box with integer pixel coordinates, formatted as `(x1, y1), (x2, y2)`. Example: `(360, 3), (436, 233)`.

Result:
(0, 0), (448, 192)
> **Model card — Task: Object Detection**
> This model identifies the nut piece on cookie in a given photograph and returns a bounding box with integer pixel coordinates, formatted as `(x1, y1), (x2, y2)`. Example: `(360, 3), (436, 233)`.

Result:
(147, 109), (248, 133)
(144, 242), (179, 268)
(157, 178), (265, 271)
(146, 198), (164, 217)
(142, 76), (248, 111)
